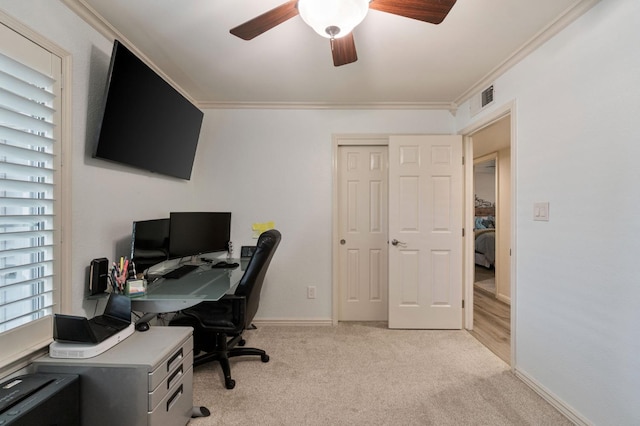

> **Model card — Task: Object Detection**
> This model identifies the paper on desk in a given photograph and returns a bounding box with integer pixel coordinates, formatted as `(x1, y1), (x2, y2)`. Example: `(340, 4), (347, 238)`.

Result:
(252, 221), (275, 238)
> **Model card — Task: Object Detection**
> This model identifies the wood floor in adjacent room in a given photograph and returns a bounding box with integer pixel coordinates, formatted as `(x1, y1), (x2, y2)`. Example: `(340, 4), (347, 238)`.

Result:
(469, 267), (511, 364)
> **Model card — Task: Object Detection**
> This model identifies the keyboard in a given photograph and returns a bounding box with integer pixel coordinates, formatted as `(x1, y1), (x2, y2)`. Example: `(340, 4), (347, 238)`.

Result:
(211, 261), (239, 269)
(162, 264), (199, 279)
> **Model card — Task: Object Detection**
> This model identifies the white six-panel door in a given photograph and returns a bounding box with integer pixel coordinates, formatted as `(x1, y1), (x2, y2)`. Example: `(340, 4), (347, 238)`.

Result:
(388, 135), (463, 329)
(338, 145), (389, 321)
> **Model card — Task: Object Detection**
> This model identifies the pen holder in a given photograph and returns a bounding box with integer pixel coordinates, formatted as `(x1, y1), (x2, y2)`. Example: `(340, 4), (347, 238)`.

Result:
(125, 279), (146, 296)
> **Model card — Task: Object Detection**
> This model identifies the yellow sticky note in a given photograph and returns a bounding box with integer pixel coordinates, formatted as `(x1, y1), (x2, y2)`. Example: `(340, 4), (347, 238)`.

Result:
(252, 221), (275, 238)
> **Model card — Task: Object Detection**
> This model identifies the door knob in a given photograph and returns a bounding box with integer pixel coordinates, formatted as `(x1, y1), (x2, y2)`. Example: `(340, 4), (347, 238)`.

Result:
(391, 239), (406, 246)
(340, 239), (346, 245)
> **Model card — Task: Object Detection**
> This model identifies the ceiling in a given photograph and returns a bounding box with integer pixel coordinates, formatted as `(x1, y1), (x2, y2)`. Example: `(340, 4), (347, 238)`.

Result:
(63, 0), (596, 109)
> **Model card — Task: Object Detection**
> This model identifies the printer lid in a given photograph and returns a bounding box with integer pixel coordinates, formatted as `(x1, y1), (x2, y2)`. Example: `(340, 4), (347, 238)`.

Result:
(0, 374), (55, 414)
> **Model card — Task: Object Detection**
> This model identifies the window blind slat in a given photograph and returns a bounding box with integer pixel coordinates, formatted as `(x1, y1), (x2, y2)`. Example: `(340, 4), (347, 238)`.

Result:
(0, 162), (54, 181)
(0, 276), (53, 293)
(0, 70), (55, 105)
(0, 214), (54, 227)
(0, 143), (54, 164)
(0, 197), (54, 210)
(0, 107), (55, 134)
(0, 52), (55, 88)
(0, 260), (53, 277)
(0, 124), (54, 149)
(0, 294), (54, 328)
(0, 87), (55, 119)
(0, 178), (53, 194)
(0, 230), (53, 245)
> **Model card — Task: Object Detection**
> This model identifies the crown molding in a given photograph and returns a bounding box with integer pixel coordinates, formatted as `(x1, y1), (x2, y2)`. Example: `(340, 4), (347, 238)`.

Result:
(454, 0), (601, 106)
(60, 0), (116, 41)
(61, 0), (599, 113)
(60, 0), (199, 105)
(196, 100), (458, 112)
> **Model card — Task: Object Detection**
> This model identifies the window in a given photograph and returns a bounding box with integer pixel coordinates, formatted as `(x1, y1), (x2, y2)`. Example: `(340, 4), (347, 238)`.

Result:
(0, 18), (67, 370)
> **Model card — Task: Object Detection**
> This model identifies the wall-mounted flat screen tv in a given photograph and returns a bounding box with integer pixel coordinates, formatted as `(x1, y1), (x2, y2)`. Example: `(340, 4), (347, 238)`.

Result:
(93, 40), (203, 180)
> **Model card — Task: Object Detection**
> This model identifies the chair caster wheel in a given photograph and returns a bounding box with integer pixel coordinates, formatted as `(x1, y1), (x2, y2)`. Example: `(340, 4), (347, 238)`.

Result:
(261, 354), (270, 362)
(225, 379), (236, 389)
(238, 338), (246, 346)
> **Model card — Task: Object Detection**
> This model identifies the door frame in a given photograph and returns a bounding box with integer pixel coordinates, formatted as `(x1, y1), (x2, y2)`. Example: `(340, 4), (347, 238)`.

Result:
(332, 134), (389, 325)
(461, 100), (517, 368)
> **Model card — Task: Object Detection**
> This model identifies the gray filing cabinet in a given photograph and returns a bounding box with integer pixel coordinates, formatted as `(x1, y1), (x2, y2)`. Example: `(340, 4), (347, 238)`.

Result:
(33, 326), (194, 426)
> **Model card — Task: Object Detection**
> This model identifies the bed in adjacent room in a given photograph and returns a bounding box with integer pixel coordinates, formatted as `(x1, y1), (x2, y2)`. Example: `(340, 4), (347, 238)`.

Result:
(474, 198), (496, 269)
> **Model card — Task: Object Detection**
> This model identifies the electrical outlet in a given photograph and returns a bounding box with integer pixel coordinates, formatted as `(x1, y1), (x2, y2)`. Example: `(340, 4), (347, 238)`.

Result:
(307, 286), (316, 299)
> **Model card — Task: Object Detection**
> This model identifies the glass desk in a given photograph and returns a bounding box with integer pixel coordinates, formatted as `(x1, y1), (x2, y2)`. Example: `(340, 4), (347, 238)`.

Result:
(131, 259), (246, 326)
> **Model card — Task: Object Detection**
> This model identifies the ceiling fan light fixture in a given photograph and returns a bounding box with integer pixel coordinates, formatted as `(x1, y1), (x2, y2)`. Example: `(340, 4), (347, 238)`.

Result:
(298, 0), (369, 39)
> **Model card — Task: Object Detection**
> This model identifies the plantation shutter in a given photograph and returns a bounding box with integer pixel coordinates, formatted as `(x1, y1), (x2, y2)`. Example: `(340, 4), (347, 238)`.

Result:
(0, 22), (62, 366)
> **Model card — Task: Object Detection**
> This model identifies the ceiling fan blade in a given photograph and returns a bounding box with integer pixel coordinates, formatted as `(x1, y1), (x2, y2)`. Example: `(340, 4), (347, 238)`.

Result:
(331, 33), (358, 67)
(230, 1), (299, 40)
(369, 0), (457, 24)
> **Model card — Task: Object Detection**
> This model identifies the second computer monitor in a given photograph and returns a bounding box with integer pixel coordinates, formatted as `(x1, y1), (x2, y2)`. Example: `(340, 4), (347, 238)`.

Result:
(168, 212), (231, 258)
(130, 218), (170, 271)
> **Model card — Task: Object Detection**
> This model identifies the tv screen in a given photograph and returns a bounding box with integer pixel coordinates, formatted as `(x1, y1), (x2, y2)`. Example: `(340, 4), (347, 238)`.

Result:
(168, 212), (231, 258)
(93, 40), (204, 180)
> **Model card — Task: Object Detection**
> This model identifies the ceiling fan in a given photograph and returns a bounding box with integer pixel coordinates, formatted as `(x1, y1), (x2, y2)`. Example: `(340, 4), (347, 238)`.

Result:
(230, 0), (457, 67)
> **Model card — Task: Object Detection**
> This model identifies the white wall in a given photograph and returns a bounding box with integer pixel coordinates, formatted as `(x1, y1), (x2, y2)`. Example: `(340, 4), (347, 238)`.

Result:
(456, 0), (640, 423)
(0, 0), (210, 316)
(4, 0), (638, 423)
(473, 170), (495, 205)
(195, 109), (454, 319)
(0, 1), (454, 321)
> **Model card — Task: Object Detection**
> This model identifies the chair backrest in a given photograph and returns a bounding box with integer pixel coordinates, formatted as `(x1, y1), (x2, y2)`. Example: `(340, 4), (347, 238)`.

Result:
(234, 229), (281, 326)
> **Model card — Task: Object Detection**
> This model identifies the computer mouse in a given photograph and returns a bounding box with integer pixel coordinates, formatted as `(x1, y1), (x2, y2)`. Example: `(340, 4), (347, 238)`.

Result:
(135, 322), (150, 332)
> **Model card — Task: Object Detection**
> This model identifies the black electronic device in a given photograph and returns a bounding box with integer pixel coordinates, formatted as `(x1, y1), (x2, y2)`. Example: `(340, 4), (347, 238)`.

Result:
(130, 218), (170, 271)
(0, 373), (79, 426)
(168, 212), (231, 258)
(240, 246), (256, 258)
(89, 257), (109, 295)
(53, 294), (131, 344)
(212, 261), (239, 269)
(93, 40), (204, 180)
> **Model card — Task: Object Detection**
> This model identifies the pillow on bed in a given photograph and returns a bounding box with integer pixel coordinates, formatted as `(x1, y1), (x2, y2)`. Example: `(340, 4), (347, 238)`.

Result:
(475, 216), (495, 229)
(482, 216), (495, 228)
(474, 217), (486, 229)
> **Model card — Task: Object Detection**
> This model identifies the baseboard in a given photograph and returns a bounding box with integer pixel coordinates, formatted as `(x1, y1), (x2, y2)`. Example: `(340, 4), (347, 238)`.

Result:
(496, 293), (511, 305)
(515, 368), (591, 426)
(252, 318), (333, 327)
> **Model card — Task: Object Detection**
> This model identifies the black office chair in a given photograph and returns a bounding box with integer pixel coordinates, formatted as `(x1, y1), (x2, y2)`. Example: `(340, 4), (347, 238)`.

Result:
(169, 229), (281, 389)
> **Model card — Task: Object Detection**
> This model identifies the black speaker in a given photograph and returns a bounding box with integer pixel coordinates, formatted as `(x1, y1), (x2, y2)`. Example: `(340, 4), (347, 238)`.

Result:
(89, 257), (109, 295)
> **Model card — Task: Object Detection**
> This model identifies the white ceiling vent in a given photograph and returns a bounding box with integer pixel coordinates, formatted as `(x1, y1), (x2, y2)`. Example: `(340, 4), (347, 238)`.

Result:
(470, 84), (495, 116)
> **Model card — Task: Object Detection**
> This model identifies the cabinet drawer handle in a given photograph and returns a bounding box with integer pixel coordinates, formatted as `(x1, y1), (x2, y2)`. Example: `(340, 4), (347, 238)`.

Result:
(167, 348), (183, 372)
(167, 364), (183, 389)
(166, 384), (183, 412)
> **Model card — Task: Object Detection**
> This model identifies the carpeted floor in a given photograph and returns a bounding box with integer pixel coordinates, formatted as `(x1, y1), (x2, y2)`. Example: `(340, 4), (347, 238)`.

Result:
(189, 322), (570, 426)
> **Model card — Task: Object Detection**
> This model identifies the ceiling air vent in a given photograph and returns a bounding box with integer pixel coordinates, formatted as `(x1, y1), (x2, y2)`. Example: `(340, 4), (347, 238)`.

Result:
(470, 83), (495, 116)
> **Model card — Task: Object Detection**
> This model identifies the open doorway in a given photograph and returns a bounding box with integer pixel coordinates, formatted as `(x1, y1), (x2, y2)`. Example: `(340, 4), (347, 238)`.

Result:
(466, 114), (512, 364)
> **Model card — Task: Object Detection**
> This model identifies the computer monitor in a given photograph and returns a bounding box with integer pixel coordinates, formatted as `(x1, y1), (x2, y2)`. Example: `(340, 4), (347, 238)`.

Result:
(130, 218), (170, 271)
(168, 212), (231, 259)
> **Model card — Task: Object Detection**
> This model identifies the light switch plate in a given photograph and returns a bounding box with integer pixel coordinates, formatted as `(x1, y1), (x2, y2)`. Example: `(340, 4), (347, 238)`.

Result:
(534, 202), (549, 221)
